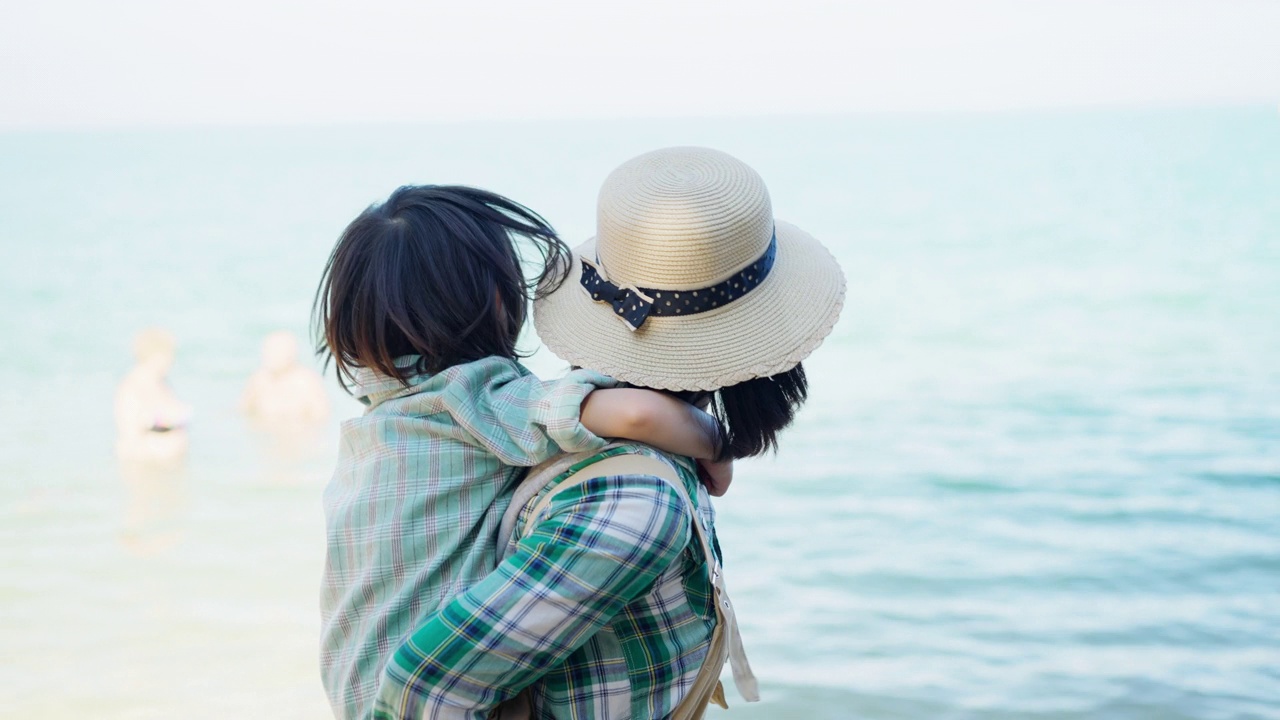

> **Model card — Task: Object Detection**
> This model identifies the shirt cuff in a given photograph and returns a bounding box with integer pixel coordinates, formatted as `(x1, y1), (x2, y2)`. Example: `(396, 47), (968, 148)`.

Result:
(539, 369), (618, 454)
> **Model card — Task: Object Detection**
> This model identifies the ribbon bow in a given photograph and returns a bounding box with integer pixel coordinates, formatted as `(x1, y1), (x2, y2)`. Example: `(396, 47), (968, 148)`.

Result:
(579, 260), (655, 331)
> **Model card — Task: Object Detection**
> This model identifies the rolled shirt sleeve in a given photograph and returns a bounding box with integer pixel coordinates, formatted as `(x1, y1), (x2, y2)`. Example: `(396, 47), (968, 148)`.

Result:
(371, 474), (692, 720)
(440, 360), (619, 466)
(527, 369), (621, 454)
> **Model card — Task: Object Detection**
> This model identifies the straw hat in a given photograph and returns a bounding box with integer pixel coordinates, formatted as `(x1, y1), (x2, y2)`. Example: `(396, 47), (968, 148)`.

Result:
(534, 147), (845, 391)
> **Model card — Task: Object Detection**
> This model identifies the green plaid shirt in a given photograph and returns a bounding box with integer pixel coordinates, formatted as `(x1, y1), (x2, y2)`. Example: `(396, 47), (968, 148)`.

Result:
(319, 356), (616, 720)
(372, 446), (719, 720)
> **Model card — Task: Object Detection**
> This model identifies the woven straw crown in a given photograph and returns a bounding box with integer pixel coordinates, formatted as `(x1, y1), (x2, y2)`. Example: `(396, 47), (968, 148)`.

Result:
(596, 148), (774, 290)
(534, 146), (846, 391)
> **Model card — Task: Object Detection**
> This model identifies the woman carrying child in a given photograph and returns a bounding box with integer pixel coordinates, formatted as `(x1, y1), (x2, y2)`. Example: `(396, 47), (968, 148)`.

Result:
(373, 147), (846, 719)
(316, 186), (732, 720)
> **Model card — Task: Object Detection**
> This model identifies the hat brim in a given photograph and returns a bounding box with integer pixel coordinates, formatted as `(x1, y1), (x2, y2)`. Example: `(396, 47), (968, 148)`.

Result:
(533, 220), (846, 391)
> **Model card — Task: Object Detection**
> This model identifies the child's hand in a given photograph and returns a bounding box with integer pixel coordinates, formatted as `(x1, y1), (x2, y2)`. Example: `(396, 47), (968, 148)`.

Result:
(696, 457), (733, 497)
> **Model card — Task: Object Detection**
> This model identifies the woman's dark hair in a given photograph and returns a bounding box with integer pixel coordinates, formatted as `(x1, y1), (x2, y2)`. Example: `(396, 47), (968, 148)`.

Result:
(312, 185), (571, 390)
(709, 364), (808, 459)
(655, 364), (808, 461)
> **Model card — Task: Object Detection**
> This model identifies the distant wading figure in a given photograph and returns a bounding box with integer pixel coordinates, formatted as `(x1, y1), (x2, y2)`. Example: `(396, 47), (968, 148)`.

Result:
(114, 328), (191, 464)
(115, 328), (190, 554)
(241, 331), (329, 424)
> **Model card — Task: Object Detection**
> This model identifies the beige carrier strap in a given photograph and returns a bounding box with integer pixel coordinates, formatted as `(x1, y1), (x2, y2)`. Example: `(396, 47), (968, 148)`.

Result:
(513, 452), (759, 718)
(497, 442), (631, 555)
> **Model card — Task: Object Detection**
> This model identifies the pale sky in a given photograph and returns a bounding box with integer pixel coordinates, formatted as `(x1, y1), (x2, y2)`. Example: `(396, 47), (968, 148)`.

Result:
(2, 0), (1278, 129)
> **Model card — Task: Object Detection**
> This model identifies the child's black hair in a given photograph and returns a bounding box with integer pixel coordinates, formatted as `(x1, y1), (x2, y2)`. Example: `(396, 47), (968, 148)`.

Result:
(312, 185), (571, 390)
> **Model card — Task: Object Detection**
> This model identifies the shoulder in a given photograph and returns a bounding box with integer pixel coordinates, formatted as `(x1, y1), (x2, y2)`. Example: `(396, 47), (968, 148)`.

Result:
(373, 357), (531, 398)
(436, 357), (538, 399)
(578, 445), (700, 505)
(532, 471), (694, 564)
(243, 370), (269, 389)
(443, 356), (528, 382)
(363, 357), (530, 412)
(535, 447), (697, 534)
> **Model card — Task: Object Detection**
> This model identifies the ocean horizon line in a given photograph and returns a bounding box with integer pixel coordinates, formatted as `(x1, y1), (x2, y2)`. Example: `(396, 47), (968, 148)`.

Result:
(1, 99), (1275, 137)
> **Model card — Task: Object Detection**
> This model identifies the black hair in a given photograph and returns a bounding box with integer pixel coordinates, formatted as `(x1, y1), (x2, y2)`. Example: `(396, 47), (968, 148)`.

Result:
(654, 364), (809, 461)
(312, 185), (571, 390)
(709, 364), (808, 459)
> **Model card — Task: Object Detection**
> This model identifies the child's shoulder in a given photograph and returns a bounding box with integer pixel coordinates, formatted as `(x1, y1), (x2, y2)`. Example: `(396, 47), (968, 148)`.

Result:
(438, 356), (534, 387)
(391, 357), (542, 408)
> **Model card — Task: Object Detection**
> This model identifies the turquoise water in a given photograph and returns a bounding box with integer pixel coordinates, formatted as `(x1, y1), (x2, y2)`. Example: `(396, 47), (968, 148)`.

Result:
(2, 108), (1278, 719)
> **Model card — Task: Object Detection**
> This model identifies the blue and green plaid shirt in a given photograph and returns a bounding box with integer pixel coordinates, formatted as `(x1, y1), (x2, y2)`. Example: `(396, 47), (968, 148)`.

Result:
(372, 446), (720, 720)
(319, 356), (616, 720)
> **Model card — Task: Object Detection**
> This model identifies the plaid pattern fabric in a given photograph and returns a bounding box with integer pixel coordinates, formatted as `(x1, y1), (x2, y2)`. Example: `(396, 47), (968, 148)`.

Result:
(373, 446), (719, 720)
(319, 356), (615, 720)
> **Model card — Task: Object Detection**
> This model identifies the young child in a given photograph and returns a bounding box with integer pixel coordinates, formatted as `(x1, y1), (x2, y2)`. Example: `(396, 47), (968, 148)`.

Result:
(314, 185), (725, 720)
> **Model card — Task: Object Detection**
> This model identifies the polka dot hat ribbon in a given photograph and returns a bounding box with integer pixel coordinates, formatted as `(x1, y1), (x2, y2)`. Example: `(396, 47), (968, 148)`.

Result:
(579, 229), (778, 331)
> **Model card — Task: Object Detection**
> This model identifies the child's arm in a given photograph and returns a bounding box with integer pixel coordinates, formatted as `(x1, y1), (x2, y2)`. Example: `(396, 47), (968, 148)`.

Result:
(579, 388), (723, 460)
(439, 360), (617, 466)
(443, 358), (723, 473)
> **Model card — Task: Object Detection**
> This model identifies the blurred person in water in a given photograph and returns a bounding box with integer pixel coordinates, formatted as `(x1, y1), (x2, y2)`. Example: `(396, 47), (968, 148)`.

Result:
(114, 327), (191, 464)
(241, 330), (330, 424)
(115, 328), (190, 554)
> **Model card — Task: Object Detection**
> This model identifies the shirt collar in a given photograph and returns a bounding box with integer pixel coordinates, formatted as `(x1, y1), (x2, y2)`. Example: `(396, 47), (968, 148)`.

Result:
(351, 356), (430, 408)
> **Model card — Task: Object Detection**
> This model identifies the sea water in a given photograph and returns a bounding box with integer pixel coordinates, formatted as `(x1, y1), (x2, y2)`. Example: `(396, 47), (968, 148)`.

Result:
(1, 108), (1277, 719)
